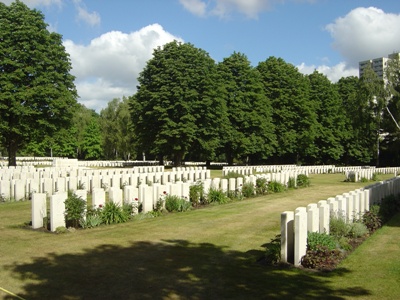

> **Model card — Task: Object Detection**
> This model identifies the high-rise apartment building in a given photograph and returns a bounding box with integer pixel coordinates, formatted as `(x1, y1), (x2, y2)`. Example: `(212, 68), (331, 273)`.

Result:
(359, 52), (400, 80)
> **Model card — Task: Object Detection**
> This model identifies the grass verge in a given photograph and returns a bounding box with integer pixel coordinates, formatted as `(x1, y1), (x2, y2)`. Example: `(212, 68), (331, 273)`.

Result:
(0, 173), (398, 299)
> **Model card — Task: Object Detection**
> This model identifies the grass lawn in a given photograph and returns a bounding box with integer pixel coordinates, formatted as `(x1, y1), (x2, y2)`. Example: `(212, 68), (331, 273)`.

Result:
(0, 173), (399, 299)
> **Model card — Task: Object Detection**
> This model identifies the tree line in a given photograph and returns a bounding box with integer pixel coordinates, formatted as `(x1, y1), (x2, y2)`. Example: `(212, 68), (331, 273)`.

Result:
(1, 2), (400, 167)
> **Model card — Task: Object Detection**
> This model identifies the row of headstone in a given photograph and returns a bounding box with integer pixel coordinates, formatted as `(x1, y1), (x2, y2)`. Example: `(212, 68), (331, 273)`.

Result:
(0, 168), (211, 201)
(281, 176), (400, 266)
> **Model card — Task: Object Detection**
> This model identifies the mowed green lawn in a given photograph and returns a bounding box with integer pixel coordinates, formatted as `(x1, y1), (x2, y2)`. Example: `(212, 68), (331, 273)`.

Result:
(0, 173), (399, 299)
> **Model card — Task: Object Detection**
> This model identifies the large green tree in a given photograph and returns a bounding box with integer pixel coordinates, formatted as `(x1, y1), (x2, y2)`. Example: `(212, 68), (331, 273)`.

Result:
(0, 1), (77, 165)
(100, 97), (136, 160)
(308, 71), (346, 164)
(380, 56), (400, 165)
(130, 41), (228, 166)
(356, 65), (386, 166)
(336, 76), (365, 165)
(257, 57), (318, 164)
(218, 52), (276, 165)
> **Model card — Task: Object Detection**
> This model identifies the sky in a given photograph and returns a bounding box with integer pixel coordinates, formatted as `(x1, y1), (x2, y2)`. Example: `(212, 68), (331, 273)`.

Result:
(2, 0), (400, 112)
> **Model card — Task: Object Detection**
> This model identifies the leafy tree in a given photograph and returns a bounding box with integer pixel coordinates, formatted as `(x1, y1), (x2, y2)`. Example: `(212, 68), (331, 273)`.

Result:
(218, 52), (276, 165)
(81, 117), (102, 160)
(336, 76), (366, 165)
(356, 65), (386, 166)
(308, 71), (346, 164)
(257, 57), (318, 164)
(380, 56), (400, 165)
(100, 98), (121, 159)
(116, 97), (136, 160)
(0, 1), (77, 166)
(130, 41), (228, 166)
(73, 104), (96, 159)
(100, 97), (136, 160)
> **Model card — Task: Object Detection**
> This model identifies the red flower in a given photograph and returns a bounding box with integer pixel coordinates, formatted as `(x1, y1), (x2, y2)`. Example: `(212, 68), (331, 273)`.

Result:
(99, 204), (103, 208)
(163, 191), (167, 195)
(134, 198), (138, 201)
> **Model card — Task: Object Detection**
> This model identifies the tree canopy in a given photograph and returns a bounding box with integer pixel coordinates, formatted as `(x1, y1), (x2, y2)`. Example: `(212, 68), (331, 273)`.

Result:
(130, 41), (228, 166)
(0, 0), (77, 165)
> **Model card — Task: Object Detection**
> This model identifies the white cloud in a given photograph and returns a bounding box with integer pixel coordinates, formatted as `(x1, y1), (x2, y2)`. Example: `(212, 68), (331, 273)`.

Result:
(179, 0), (207, 17)
(325, 7), (400, 67)
(211, 0), (273, 19)
(178, 0), (316, 19)
(73, 0), (100, 27)
(64, 24), (183, 112)
(297, 62), (358, 82)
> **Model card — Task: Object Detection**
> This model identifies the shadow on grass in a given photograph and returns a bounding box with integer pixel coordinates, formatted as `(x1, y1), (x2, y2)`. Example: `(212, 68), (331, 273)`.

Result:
(5, 240), (371, 300)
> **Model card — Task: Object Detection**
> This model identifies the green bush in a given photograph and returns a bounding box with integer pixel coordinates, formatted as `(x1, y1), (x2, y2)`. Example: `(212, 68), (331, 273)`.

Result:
(348, 222), (369, 238)
(287, 177), (296, 189)
(301, 245), (342, 270)
(223, 171), (243, 179)
(255, 177), (268, 195)
(64, 192), (86, 228)
(241, 182), (255, 198)
(307, 231), (336, 251)
(165, 195), (192, 212)
(296, 174), (310, 187)
(379, 195), (400, 223)
(189, 181), (204, 206)
(329, 213), (351, 238)
(267, 180), (285, 193)
(362, 210), (382, 233)
(101, 202), (130, 225)
(206, 187), (228, 204)
(79, 214), (102, 229)
(264, 234), (281, 265)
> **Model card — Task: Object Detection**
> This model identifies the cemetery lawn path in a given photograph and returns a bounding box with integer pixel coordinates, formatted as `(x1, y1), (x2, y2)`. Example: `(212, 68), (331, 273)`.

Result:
(0, 173), (398, 299)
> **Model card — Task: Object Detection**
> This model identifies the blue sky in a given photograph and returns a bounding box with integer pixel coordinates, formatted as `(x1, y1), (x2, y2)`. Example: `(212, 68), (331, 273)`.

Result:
(2, 0), (400, 112)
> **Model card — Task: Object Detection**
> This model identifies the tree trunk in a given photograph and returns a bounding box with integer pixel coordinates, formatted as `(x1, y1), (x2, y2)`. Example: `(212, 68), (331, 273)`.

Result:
(158, 154), (164, 166)
(7, 141), (17, 167)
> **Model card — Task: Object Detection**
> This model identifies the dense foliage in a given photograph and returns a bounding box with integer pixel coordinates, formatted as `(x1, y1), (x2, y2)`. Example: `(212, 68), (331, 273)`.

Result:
(0, 1), (77, 165)
(3, 4), (400, 166)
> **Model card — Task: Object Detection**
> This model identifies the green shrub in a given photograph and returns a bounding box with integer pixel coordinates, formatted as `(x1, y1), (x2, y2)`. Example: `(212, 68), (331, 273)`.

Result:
(301, 245), (342, 270)
(79, 214), (102, 229)
(297, 174), (310, 187)
(223, 171), (243, 179)
(255, 177), (268, 195)
(360, 177), (369, 183)
(371, 173), (379, 181)
(287, 177), (296, 189)
(307, 231), (336, 251)
(226, 189), (244, 201)
(165, 195), (192, 212)
(101, 202), (130, 224)
(55, 226), (68, 234)
(362, 210), (382, 233)
(264, 234), (281, 265)
(329, 213), (351, 238)
(267, 180), (285, 193)
(64, 192), (86, 228)
(336, 236), (352, 251)
(348, 222), (369, 238)
(206, 187), (228, 204)
(189, 181), (204, 206)
(241, 182), (255, 198)
(379, 194), (400, 223)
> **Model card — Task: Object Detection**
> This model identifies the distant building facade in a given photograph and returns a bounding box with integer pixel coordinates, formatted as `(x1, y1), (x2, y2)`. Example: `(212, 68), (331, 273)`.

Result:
(359, 52), (400, 80)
